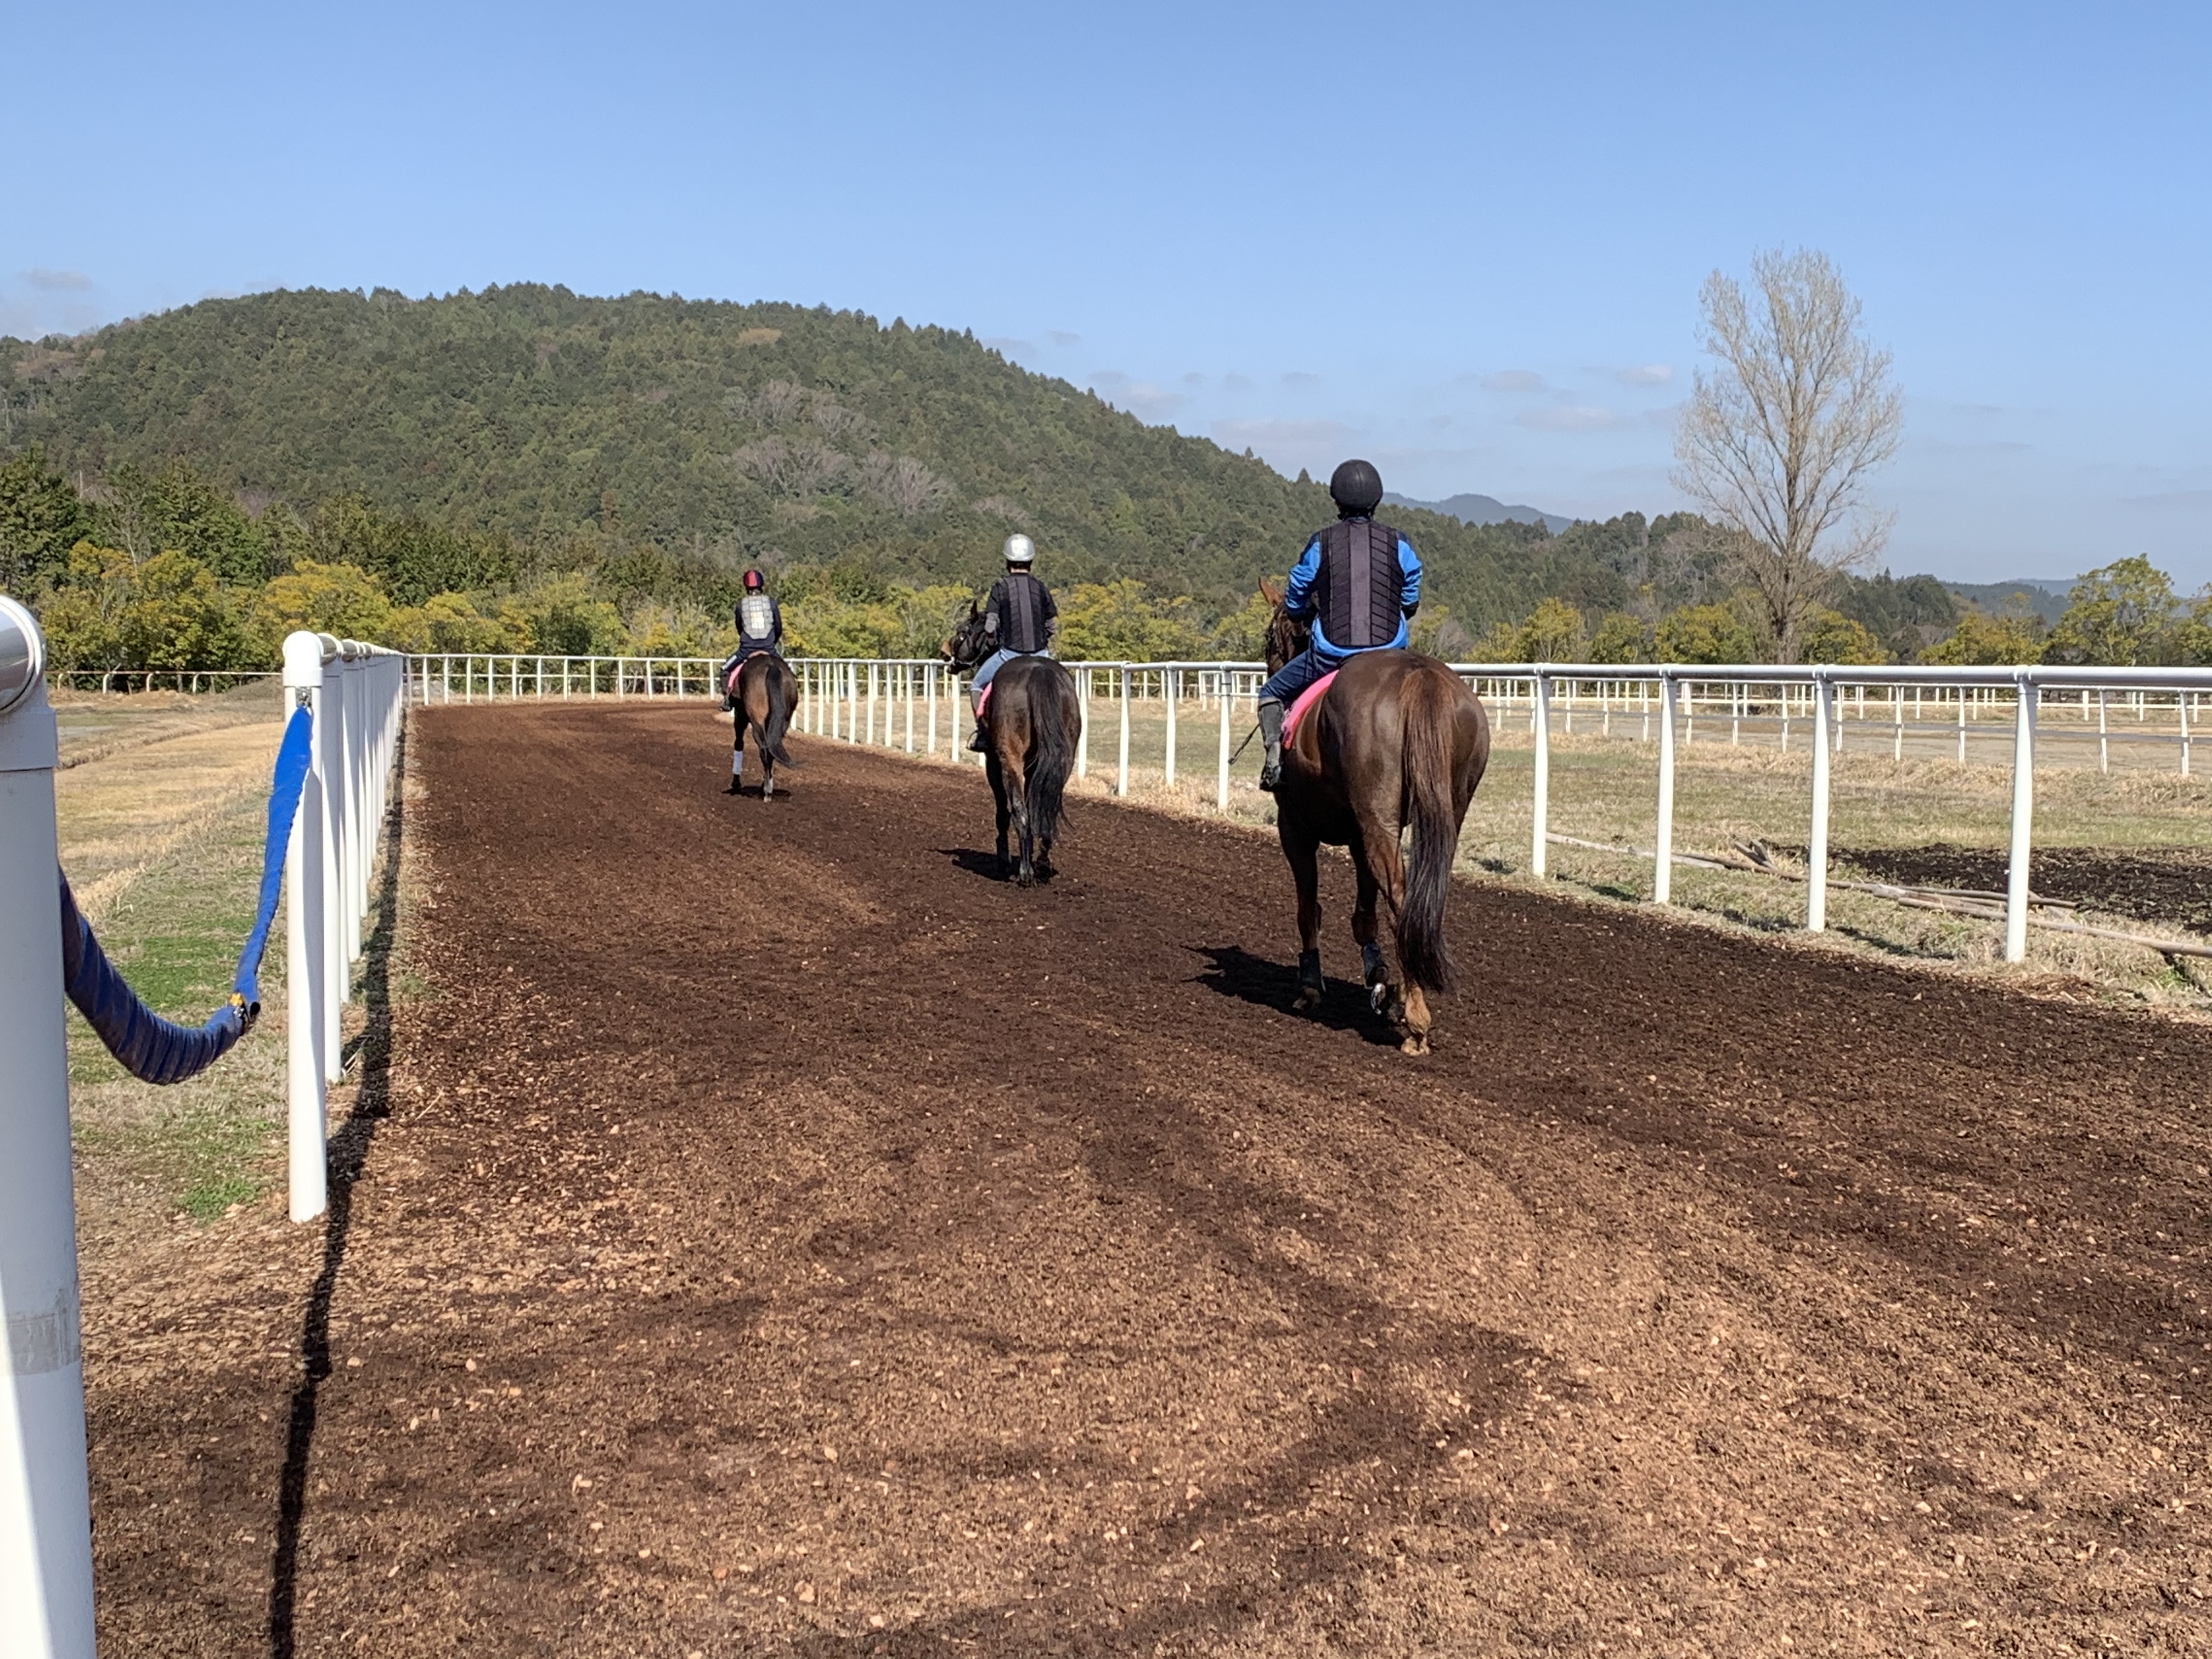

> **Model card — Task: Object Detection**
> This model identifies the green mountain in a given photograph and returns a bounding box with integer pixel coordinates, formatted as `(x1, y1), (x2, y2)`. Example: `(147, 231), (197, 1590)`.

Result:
(1, 284), (1953, 656)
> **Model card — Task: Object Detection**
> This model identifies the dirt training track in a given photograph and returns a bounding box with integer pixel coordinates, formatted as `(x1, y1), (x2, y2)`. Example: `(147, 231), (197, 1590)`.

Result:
(88, 704), (2212, 1656)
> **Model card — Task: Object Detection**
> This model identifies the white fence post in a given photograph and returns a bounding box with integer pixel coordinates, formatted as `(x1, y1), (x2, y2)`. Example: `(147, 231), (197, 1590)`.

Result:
(317, 642), (345, 1081)
(2006, 676), (2037, 963)
(283, 633), (329, 1223)
(1530, 669), (1551, 877)
(1076, 669), (1090, 780)
(0, 597), (97, 1659)
(1808, 672), (1833, 933)
(1216, 669), (1231, 810)
(1653, 673), (1678, 905)
(1117, 667), (1131, 797)
(1164, 668), (1178, 788)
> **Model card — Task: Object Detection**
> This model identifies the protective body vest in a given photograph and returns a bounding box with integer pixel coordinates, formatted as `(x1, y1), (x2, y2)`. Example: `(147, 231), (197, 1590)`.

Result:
(988, 571), (1055, 654)
(738, 592), (780, 646)
(1313, 518), (1408, 651)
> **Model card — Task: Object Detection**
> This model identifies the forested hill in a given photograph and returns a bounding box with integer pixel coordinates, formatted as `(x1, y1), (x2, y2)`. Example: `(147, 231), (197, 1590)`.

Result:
(1, 285), (1959, 657)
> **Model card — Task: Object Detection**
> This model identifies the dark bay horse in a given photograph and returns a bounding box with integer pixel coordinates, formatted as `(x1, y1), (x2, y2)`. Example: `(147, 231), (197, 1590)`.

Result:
(947, 605), (1081, 885)
(1265, 596), (1491, 1053)
(729, 651), (800, 798)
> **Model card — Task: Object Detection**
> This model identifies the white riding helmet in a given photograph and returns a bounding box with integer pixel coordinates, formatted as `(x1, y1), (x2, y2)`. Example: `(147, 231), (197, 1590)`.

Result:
(1002, 533), (1036, 566)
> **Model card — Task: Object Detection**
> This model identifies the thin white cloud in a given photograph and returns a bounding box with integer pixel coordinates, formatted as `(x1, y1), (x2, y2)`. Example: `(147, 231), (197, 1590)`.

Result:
(1047, 330), (1081, 347)
(1518, 404), (1622, 432)
(1222, 373), (1254, 392)
(1280, 371), (1320, 387)
(27, 268), (92, 292)
(1212, 418), (1355, 447)
(1087, 371), (1187, 420)
(1616, 364), (1673, 387)
(1479, 369), (1545, 393)
(980, 336), (1034, 357)
(1181, 371), (1205, 387)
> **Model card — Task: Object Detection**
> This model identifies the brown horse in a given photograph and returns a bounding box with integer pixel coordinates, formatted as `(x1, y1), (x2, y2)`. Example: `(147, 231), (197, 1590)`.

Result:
(947, 605), (1082, 885)
(728, 651), (800, 798)
(1264, 595), (1491, 1053)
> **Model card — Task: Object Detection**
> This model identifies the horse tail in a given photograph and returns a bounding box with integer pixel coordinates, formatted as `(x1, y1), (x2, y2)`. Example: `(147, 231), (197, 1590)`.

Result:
(759, 659), (798, 766)
(1397, 667), (1461, 996)
(1024, 668), (1079, 847)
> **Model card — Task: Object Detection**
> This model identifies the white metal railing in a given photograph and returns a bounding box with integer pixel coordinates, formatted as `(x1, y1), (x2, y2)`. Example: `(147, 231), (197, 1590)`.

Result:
(0, 611), (403, 1659)
(45, 669), (281, 695)
(281, 633), (407, 1226)
(407, 650), (2212, 964)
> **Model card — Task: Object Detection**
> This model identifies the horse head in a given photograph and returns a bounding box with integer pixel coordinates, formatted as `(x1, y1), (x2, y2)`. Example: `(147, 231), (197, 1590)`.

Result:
(1261, 582), (1308, 675)
(945, 599), (991, 673)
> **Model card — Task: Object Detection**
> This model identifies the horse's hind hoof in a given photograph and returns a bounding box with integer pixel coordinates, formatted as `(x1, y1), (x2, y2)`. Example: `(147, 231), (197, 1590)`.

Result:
(1293, 986), (1323, 1013)
(1400, 1034), (1430, 1056)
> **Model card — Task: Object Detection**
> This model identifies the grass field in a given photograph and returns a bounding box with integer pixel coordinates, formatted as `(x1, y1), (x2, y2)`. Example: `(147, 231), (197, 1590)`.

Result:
(54, 684), (299, 1220)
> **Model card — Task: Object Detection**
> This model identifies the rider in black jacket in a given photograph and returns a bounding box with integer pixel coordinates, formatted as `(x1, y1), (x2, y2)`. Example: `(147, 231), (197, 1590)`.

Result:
(968, 534), (1058, 750)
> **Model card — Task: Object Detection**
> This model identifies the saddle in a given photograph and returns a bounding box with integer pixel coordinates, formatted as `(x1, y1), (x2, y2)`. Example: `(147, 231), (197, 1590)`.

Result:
(1281, 670), (1338, 745)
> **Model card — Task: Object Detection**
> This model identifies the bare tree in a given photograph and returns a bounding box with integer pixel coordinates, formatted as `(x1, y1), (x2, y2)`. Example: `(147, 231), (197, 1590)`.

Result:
(857, 452), (955, 515)
(1673, 249), (1903, 662)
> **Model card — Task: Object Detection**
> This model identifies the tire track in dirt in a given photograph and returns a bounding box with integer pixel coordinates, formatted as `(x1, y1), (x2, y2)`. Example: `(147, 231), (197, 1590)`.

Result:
(90, 703), (2212, 1656)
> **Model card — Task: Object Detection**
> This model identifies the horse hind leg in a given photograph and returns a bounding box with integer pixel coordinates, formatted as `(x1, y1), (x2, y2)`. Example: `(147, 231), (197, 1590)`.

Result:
(1352, 855), (1390, 1014)
(1283, 825), (1325, 1011)
(1006, 760), (1036, 885)
(1398, 984), (1432, 1056)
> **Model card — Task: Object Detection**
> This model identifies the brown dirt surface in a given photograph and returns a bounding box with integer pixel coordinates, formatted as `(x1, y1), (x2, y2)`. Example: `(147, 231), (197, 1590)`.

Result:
(86, 704), (2212, 1656)
(1836, 843), (2212, 936)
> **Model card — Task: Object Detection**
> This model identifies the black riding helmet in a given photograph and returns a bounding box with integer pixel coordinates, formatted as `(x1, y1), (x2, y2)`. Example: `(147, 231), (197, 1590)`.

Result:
(1328, 459), (1384, 518)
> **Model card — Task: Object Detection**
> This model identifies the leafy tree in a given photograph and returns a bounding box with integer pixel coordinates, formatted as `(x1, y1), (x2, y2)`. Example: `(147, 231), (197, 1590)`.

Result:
(252, 560), (395, 646)
(501, 574), (624, 656)
(0, 446), (92, 592)
(35, 544), (253, 670)
(1922, 611), (2044, 665)
(2044, 556), (2185, 665)
(1053, 579), (1207, 661)
(1589, 612), (1651, 664)
(387, 591), (516, 653)
(1801, 609), (1889, 664)
(1477, 596), (1585, 662)
(1654, 602), (1759, 664)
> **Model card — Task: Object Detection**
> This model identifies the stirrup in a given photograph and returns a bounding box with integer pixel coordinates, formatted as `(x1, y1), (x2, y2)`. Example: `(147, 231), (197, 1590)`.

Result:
(968, 727), (989, 753)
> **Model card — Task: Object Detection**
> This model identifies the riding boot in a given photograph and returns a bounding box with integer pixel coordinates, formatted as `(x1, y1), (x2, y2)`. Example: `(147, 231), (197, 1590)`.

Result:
(968, 725), (990, 753)
(1256, 697), (1285, 791)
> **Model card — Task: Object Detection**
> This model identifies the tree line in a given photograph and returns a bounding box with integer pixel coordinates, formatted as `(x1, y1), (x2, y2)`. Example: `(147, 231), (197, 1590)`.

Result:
(3, 283), (2203, 671)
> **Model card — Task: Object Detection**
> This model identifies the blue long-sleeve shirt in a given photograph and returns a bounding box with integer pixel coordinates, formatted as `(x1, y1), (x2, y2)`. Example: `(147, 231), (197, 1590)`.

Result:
(1283, 526), (1423, 662)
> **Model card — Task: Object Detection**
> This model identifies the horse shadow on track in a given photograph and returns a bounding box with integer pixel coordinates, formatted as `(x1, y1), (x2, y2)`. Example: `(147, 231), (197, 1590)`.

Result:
(1188, 943), (1403, 1047)
(935, 846), (1062, 885)
(267, 736), (408, 1659)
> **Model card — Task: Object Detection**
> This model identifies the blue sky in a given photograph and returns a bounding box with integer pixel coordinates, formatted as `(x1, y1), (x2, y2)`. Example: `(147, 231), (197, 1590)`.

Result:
(8, 1), (2209, 586)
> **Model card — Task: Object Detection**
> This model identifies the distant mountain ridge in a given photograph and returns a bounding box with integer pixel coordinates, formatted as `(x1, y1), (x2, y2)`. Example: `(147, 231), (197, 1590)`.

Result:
(1384, 491), (1575, 536)
(1944, 580), (2073, 626)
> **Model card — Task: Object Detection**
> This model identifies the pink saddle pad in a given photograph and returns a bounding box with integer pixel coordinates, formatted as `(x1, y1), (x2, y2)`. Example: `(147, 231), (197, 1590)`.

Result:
(974, 683), (994, 723)
(1282, 670), (1338, 744)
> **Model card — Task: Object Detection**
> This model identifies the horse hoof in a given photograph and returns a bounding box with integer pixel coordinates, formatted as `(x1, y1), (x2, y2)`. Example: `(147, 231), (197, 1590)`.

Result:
(1400, 1034), (1430, 1056)
(1369, 983), (1389, 1014)
(1293, 986), (1322, 1013)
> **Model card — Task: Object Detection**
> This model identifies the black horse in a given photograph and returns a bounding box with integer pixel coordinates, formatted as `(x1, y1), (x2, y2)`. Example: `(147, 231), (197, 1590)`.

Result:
(726, 651), (800, 798)
(946, 605), (1081, 885)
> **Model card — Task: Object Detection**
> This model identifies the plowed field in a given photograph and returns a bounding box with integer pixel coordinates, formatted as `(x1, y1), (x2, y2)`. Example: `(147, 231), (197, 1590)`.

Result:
(87, 704), (2212, 1656)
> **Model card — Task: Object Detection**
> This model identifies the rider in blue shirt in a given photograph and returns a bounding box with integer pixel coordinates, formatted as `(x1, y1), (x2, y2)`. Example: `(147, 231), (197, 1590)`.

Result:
(1256, 459), (1423, 790)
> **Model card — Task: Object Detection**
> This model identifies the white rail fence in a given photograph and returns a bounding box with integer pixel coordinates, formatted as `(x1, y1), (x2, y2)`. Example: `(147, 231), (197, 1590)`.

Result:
(413, 652), (2212, 966)
(281, 633), (408, 1224)
(1, 609), (403, 1659)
